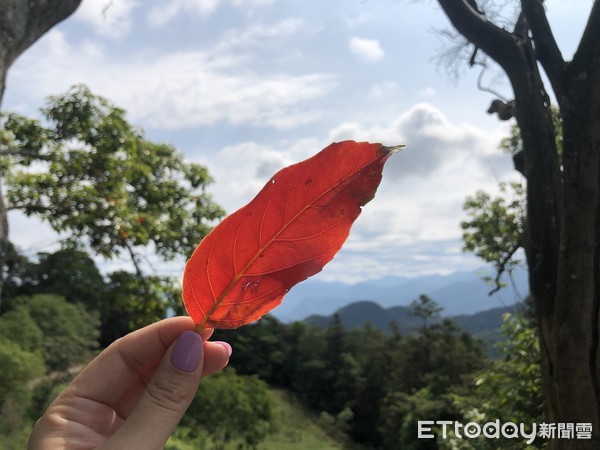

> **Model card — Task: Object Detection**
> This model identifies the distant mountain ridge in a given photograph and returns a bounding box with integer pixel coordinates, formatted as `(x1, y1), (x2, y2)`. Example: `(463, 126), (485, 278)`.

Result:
(304, 300), (522, 353)
(271, 269), (528, 322)
(305, 300), (519, 332)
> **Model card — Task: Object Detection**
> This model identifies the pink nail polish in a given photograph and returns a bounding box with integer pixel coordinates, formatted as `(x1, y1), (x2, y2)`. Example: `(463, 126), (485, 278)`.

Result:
(214, 341), (232, 358)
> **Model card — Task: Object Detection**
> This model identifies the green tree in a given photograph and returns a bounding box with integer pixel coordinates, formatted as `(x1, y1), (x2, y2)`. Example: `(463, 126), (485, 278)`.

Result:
(1, 242), (35, 310)
(183, 368), (273, 450)
(9, 245), (106, 311)
(0, 85), (224, 308)
(100, 271), (180, 346)
(409, 295), (443, 328)
(444, 313), (544, 450)
(461, 181), (526, 293)
(30, 246), (106, 309)
(475, 314), (543, 433)
(0, 338), (45, 432)
(379, 389), (456, 450)
(3, 84), (224, 261)
(396, 319), (485, 396)
(432, 1), (600, 441)
(23, 294), (99, 372)
(0, 307), (43, 352)
(376, 318), (486, 449)
(350, 323), (400, 445)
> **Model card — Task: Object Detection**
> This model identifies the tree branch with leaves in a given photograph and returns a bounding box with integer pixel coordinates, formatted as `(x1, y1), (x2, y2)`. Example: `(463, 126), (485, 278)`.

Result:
(1, 85), (224, 305)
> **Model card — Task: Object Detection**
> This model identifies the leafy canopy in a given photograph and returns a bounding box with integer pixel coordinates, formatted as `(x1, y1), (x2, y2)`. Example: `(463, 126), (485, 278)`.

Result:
(1, 85), (224, 262)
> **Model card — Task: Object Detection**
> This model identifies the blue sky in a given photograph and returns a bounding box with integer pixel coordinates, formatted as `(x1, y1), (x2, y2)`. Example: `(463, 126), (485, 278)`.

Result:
(4, 0), (592, 284)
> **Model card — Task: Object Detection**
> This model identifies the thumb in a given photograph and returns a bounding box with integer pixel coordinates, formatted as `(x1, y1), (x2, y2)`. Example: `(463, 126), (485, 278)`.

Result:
(103, 330), (204, 450)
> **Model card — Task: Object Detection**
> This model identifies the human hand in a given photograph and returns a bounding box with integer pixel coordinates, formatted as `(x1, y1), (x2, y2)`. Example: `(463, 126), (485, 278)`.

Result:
(28, 316), (231, 450)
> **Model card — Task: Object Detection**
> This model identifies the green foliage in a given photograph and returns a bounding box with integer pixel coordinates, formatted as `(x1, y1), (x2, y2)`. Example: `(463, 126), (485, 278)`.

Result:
(380, 389), (453, 450)
(1, 245), (179, 346)
(318, 407), (354, 441)
(23, 294), (100, 371)
(499, 107), (562, 158)
(474, 313), (543, 425)
(0, 426), (33, 450)
(183, 368), (273, 450)
(446, 313), (544, 449)
(217, 307), (485, 447)
(2, 84), (224, 263)
(1, 242), (35, 310)
(0, 338), (45, 432)
(392, 319), (485, 396)
(260, 389), (354, 449)
(100, 271), (179, 346)
(169, 388), (351, 450)
(0, 307), (43, 352)
(461, 181), (525, 287)
(409, 294), (443, 327)
(20, 245), (106, 310)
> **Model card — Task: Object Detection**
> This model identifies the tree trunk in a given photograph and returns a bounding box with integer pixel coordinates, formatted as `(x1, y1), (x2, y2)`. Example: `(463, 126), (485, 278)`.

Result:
(548, 66), (600, 448)
(0, 0), (81, 304)
(436, 1), (600, 447)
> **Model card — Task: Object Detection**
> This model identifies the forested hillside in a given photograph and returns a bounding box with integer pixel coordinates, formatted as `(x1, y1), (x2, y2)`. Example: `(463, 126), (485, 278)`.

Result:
(1, 244), (542, 449)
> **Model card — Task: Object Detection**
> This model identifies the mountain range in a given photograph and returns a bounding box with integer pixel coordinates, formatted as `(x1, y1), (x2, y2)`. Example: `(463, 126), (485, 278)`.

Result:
(305, 300), (520, 333)
(271, 268), (529, 323)
(304, 300), (523, 354)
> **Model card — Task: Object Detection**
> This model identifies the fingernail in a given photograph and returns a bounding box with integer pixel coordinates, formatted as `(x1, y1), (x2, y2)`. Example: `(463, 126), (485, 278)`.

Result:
(171, 331), (203, 372)
(214, 341), (232, 358)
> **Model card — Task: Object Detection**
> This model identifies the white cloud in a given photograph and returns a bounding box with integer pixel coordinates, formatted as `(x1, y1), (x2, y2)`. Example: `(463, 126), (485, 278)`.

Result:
(216, 18), (306, 52)
(349, 37), (385, 62)
(418, 86), (436, 98)
(148, 0), (219, 26)
(368, 81), (398, 99)
(76, 0), (140, 38)
(328, 102), (510, 179)
(8, 28), (336, 130)
(343, 12), (375, 30)
(148, 0), (276, 26)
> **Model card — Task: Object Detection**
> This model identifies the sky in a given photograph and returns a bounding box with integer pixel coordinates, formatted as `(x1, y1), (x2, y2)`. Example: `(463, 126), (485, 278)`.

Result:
(3, 0), (593, 284)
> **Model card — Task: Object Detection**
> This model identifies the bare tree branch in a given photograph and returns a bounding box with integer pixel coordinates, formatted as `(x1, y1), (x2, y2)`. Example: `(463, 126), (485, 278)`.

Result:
(520, 0), (566, 98)
(488, 241), (522, 295)
(437, 0), (519, 69)
(125, 240), (144, 279)
(476, 65), (511, 101)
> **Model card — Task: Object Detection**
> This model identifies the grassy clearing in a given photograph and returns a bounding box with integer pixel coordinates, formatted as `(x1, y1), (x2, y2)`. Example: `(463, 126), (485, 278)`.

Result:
(260, 389), (358, 450)
(167, 388), (362, 450)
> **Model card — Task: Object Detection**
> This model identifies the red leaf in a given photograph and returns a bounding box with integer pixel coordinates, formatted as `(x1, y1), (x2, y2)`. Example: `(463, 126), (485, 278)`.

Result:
(182, 140), (402, 328)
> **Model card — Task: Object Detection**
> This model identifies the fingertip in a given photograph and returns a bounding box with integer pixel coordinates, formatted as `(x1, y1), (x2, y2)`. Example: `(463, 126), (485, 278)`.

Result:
(215, 341), (232, 358)
(201, 341), (232, 376)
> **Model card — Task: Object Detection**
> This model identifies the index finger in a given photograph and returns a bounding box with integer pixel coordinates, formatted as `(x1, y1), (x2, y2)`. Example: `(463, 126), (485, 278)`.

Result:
(65, 317), (208, 406)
